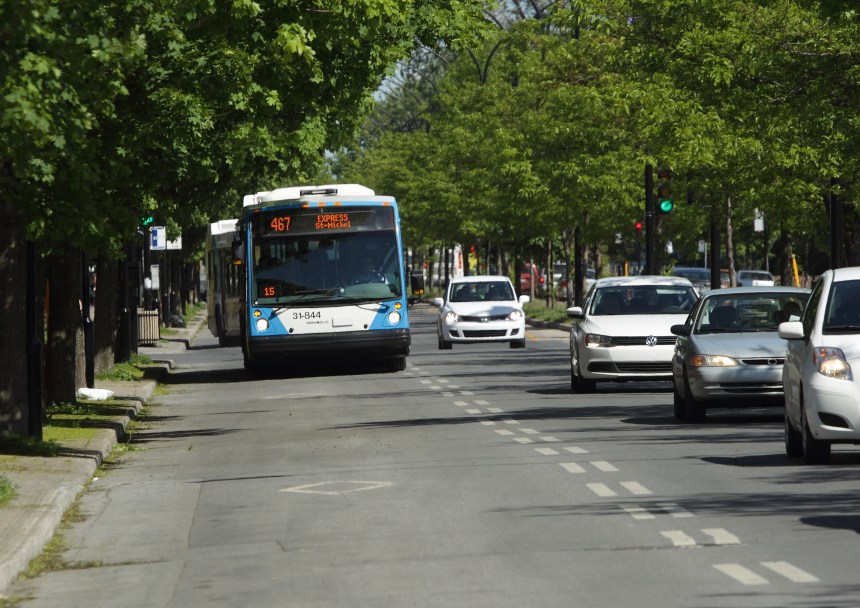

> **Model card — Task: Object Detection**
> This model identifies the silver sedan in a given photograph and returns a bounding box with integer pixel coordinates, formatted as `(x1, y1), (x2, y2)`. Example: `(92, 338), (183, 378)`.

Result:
(670, 286), (810, 423)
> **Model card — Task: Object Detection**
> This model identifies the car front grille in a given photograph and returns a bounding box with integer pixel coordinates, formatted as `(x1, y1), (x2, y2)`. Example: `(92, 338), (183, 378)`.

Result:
(588, 361), (673, 374)
(612, 336), (676, 346)
(460, 314), (510, 322)
(461, 330), (508, 338)
(740, 358), (785, 366)
(717, 383), (783, 394)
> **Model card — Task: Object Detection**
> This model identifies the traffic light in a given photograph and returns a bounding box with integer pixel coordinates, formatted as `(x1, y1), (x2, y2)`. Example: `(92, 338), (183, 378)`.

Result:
(141, 215), (155, 226)
(635, 221), (643, 232)
(656, 169), (673, 214)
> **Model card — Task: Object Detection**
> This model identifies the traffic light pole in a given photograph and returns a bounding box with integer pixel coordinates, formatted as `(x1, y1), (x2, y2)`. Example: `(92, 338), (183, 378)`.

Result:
(644, 163), (656, 275)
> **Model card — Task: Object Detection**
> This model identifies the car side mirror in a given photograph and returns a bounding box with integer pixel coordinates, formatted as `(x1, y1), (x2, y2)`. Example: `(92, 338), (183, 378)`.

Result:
(566, 306), (584, 319)
(519, 295), (530, 305)
(432, 297), (444, 308)
(671, 324), (690, 337)
(778, 320), (804, 340)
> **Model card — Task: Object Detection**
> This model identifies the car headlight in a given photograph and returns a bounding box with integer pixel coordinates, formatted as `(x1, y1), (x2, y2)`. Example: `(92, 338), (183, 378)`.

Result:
(689, 354), (737, 367)
(813, 347), (853, 380)
(507, 309), (525, 321)
(585, 333), (613, 347)
(444, 311), (460, 325)
(387, 310), (401, 324)
(255, 318), (269, 332)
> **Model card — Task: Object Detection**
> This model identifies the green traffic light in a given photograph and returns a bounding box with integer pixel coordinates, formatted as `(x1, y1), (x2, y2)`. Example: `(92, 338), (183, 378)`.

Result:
(142, 216), (154, 226)
(659, 199), (674, 213)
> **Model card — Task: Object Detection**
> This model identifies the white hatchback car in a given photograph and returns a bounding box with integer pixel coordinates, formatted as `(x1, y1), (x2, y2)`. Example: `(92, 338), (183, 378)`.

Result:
(434, 276), (529, 349)
(780, 266), (860, 464)
(566, 276), (698, 392)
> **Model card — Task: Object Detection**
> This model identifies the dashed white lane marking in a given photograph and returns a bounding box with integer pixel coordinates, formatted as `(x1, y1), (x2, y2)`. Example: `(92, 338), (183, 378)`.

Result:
(514, 437), (534, 444)
(448, 385), (461, 389)
(480, 421), (496, 426)
(535, 447), (559, 455)
(661, 530), (697, 546)
(460, 390), (474, 395)
(702, 528), (741, 545)
(487, 407), (503, 413)
(563, 447), (589, 454)
(429, 386), (442, 390)
(624, 506), (655, 520)
(590, 461), (618, 472)
(495, 429), (515, 436)
(441, 392), (455, 397)
(419, 379), (432, 384)
(466, 409), (481, 414)
(760, 561), (819, 583)
(657, 503), (695, 518)
(437, 378), (450, 384)
(540, 436), (561, 443)
(713, 564), (770, 586)
(475, 399), (489, 405)
(454, 401), (469, 407)
(587, 483), (617, 497)
(620, 481), (652, 495)
(560, 462), (587, 474)
(503, 419), (519, 425)
(520, 428), (540, 435)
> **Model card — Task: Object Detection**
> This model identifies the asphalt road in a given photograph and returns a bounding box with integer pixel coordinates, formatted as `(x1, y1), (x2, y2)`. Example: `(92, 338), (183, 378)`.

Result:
(9, 304), (860, 607)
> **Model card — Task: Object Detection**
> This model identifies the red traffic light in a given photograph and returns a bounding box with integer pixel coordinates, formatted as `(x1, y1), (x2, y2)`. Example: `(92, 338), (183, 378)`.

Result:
(635, 221), (643, 231)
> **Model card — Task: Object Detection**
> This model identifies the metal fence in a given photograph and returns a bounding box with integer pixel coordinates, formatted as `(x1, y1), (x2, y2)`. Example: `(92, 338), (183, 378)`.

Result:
(138, 308), (160, 346)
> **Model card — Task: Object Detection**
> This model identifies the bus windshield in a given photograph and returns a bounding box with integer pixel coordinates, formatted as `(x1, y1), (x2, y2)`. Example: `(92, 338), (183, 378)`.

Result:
(250, 218), (402, 305)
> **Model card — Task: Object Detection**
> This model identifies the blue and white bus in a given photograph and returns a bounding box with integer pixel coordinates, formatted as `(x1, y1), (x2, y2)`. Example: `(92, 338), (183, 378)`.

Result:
(232, 184), (410, 373)
(206, 219), (242, 347)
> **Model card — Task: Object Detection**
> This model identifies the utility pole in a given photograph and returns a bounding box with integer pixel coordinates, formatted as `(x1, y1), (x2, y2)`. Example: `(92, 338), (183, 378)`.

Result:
(644, 163), (656, 275)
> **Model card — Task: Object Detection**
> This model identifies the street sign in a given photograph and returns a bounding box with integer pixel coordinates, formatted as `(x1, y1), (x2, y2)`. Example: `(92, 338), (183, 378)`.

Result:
(150, 226), (182, 251)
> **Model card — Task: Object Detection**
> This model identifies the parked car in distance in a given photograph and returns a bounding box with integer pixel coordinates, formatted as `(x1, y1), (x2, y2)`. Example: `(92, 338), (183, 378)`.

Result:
(566, 275), (698, 392)
(737, 269), (775, 287)
(780, 266), (860, 464)
(520, 263), (545, 295)
(670, 286), (811, 422)
(554, 263), (596, 300)
(434, 276), (529, 350)
(671, 266), (713, 293)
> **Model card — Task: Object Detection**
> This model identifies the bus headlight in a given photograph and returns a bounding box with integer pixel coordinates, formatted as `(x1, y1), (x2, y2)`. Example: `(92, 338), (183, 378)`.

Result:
(387, 311), (401, 324)
(255, 318), (269, 332)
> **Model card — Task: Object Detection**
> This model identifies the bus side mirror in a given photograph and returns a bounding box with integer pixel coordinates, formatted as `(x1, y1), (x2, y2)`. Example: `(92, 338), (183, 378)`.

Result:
(410, 270), (425, 295)
(232, 239), (244, 265)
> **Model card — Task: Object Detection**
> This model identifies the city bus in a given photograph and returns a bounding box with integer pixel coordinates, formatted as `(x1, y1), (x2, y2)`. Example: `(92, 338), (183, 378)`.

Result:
(206, 219), (242, 347)
(231, 183), (410, 373)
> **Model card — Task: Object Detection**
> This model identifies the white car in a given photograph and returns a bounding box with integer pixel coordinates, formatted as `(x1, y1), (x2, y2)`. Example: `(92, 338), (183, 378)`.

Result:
(779, 266), (860, 464)
(737, 269), (775, 287)
(434, 276), (529, 349)
(566, 276), (698, 392)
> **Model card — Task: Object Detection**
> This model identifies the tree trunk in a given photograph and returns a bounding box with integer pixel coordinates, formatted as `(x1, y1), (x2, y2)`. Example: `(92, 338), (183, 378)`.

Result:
(0, 202), (29, 435)
(725, 196), (736, 285)
(93, 254), (119, 373)
(46, 251), (85, 406)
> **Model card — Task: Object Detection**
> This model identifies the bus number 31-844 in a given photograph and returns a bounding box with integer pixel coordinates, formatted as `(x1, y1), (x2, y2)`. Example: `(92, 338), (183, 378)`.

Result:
(292, 311), (321, 320)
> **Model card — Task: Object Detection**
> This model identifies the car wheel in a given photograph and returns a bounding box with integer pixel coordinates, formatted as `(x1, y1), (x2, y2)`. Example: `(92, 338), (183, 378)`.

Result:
(570, 350), (594, 393)
(673, 383), (686, 421)
(510, 339), (526, 349)
(683, 370), (706, 423)
(801, 400), (831, 464)
(437, 332), (452, 350)
(784, 405), (803, 458)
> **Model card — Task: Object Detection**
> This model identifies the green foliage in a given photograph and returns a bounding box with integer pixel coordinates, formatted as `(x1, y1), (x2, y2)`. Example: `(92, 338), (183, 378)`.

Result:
(94, 362), (144, 382)
(0, 476), (16, 508)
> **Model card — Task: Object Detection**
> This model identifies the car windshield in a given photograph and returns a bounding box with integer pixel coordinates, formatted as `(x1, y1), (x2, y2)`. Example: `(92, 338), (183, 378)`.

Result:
(450, 281), (514, 303)
(823, 279), (860, 332)
(591, 286), (697, 315)
(695, 292), (809, 333)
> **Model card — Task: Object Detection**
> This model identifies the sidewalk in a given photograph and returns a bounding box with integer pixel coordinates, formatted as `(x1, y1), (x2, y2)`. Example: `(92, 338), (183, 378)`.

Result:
(0, 310), (207, 596)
